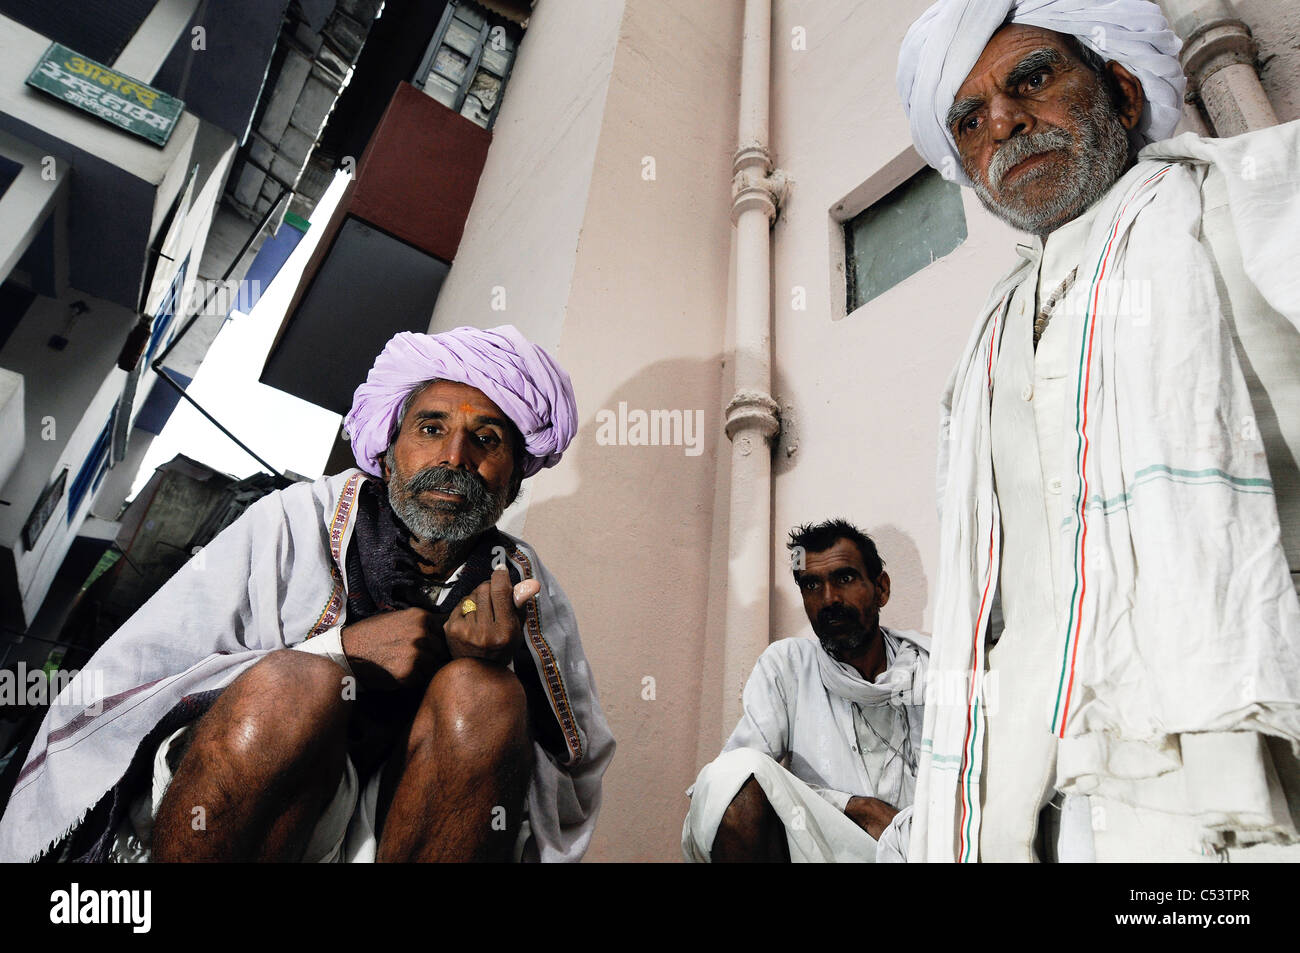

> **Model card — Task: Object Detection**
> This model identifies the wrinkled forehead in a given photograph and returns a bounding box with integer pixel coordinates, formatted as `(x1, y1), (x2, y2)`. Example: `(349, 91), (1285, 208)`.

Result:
(956, 23), (1080, 101)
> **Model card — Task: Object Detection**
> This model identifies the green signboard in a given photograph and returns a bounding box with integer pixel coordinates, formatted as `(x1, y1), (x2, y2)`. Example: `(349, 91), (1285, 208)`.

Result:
(25, 42), (183, 147)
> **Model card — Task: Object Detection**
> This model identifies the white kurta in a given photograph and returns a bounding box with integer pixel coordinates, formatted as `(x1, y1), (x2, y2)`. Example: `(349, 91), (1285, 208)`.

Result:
(683, 629), (928, 862)
(915, 124), (1300, 863)
(985, 161), (1300, 863)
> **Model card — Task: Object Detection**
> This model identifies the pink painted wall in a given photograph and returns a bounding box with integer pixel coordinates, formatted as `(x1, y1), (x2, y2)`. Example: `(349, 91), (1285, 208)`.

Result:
(1238, 0), (1300, 124)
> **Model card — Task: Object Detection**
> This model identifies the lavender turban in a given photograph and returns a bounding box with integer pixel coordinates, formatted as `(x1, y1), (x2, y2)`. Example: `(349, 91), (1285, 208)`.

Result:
(343, 325), (578, 478)
(897, 0), (1186, 187)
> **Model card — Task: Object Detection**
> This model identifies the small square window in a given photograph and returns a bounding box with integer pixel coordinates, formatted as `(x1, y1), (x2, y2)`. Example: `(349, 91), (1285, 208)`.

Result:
(844, 167), (967, 313)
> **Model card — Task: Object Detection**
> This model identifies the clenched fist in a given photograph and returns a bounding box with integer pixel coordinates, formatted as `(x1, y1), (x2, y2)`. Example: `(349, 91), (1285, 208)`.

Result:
(341, 607), (449, 691)
(443, 568), (541, 666)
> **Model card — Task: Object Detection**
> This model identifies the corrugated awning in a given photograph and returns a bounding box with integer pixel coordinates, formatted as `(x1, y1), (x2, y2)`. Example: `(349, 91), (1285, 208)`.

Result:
(472, 0), (531, 27)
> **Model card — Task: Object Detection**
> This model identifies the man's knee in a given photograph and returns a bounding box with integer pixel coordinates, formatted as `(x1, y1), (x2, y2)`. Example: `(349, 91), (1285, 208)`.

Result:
(694, 749), (781, 830)
(197, 650), (350, 768)
(407, 658), (531, 767)
(702, 748), (780, 790)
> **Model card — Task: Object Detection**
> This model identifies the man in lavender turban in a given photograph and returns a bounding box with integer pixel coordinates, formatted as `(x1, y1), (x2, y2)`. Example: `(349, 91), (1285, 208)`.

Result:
(1, 324), (613, 865)
(344, 325), (578, 480)
(896, 1), (1300, 865)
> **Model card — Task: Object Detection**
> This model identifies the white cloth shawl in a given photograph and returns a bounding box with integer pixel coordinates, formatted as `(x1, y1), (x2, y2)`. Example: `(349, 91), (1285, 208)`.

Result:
(723, 629), (929, 810)
(0, 470), (615, 863)
(914, 122), (1300, 863)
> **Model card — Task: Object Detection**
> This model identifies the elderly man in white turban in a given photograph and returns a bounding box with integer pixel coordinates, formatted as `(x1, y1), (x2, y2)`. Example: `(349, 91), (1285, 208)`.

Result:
(898, 0), (1300, 862)
(0, 325), (615, 863)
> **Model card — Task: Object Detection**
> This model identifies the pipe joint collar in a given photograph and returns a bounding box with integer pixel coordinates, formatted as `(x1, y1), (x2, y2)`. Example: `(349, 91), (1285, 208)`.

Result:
(731, 167), (788, 224)
(1179, 18), (1257, 91)
(725, 390), (781, 441)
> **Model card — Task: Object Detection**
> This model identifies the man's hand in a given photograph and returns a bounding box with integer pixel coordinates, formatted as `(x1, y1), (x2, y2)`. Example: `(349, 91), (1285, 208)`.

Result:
(341, 607), (449, 690)
(845, 796), (900, 841)
(443, 568), (540, 665)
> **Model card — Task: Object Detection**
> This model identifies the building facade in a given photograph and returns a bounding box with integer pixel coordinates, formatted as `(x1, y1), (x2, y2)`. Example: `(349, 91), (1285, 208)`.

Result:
(0, 0), (377, 645)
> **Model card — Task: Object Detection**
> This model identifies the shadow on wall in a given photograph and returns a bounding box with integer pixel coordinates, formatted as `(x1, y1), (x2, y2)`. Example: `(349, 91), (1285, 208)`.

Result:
(868, 523), (928, 634)
(323, 348), (939, 858)
(496, 353), (729, 862)
(774, 516), (930, 637)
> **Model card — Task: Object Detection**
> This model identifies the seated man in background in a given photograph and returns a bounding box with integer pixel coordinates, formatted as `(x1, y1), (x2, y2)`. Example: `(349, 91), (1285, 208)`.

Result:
(0, 325), (614, 863)
(683, 520), (929, 862)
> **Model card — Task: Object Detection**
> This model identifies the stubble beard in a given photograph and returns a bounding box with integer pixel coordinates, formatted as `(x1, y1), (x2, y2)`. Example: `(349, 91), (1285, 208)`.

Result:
(385, 447), (510, 545)
(966, 79), (1133, 237)
(815, 605), (877, 662)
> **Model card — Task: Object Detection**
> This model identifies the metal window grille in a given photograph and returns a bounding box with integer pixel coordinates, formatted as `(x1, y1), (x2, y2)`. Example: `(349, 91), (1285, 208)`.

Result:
(413, 1), (521, 130)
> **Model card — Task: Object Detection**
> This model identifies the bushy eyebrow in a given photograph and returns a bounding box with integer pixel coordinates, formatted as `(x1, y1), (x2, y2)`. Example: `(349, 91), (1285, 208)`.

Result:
(411, 409), (509, 429)
(1005, 47), (1065, 88)
(947, 47), (1066, 132)
(947, 96), (984, 132)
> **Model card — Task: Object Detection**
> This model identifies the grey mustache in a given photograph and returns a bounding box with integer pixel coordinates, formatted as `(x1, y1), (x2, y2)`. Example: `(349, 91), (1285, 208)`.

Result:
(988, 128), (1073, 189)
(407, 466), (489, 504)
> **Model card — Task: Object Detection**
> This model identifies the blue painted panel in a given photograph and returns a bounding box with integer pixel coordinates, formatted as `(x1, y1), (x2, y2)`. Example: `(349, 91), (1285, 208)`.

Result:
(135, 367), (192, 436)
(0, 154), (20, 200)
(240, 218), (308, 312)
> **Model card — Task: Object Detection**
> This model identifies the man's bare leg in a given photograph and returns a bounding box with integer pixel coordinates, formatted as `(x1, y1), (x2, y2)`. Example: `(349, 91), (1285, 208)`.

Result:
(377, 658), (533, 862)
(152, 651), (351, 862)
(710, 775), (790, 862)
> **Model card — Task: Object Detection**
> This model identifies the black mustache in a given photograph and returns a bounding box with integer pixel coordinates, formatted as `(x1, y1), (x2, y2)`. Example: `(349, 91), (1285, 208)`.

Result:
(817, 605), (862, 627)
(406, 466), (490, 505)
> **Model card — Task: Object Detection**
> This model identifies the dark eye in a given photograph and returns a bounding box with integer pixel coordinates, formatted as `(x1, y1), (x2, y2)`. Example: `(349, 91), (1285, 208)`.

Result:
(420, 423), (443, 436)
(960, 115), (980, 136)
(1024, 71), (1049, 91)
(477, 432), (502, 448)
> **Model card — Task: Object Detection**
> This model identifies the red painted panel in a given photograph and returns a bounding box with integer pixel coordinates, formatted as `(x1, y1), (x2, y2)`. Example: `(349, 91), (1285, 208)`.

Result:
(349, 82), (492, 262)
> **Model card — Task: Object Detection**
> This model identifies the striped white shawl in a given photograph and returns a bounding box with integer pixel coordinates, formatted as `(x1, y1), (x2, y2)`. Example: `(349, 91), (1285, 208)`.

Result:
(913, 124), (1300, 862)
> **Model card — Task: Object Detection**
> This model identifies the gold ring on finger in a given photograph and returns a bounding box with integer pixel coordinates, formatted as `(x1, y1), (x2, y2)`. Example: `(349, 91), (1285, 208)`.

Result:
(460, 598), (477, 616)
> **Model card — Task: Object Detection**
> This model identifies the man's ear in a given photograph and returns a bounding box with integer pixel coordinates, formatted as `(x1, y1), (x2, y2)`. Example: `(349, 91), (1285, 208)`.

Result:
(876, 571), (891, 608)
(1106, 60), (1145, 131)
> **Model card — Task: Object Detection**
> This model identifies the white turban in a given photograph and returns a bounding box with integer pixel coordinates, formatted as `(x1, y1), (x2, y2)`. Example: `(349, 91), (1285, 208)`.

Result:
(897, 0), (1187, 186)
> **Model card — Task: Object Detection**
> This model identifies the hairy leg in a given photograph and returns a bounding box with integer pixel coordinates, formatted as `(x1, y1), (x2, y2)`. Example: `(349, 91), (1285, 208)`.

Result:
(152, 650), (351, 862)
(711, 775), (790, 863)
(377, 658), (533, 862)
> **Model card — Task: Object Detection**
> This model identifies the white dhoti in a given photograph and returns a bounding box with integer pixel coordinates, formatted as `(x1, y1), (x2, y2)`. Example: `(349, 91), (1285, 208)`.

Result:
(683, 630), (927, 863)
(682, 748), (889, 863)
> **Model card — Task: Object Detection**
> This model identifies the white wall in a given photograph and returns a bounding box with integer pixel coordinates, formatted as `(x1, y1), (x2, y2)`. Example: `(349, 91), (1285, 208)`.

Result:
(426, 0), (629, 357)
(0, 290), (135, 625)
(768, 0), (1024, 648)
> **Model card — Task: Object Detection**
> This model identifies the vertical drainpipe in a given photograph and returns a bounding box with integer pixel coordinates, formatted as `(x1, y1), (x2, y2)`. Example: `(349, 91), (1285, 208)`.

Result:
(722, 0), (787, 738)
(1160, 0), (1279, 135)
